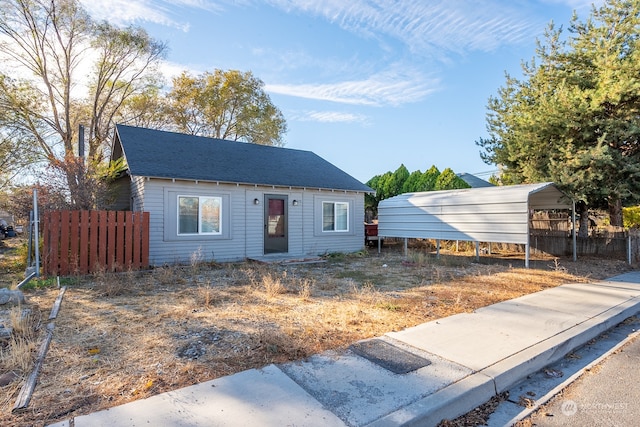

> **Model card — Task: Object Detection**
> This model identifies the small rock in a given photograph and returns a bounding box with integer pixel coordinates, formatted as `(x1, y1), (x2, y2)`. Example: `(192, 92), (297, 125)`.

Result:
(543, 368), (564, 378)
(0, 324), (12, 340)
(0, 288), (25, 306)
(0, 371), (19, 387)
(178, 341), (207, 360)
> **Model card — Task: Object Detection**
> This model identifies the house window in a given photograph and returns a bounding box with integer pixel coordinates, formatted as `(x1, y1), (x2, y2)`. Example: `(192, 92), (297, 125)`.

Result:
(322, 201), (349, 232)
(178, 195), (222, 235)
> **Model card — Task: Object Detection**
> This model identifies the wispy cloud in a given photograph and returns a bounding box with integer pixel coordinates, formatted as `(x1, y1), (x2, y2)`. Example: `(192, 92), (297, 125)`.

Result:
(542, 0), (604, 10)
(78, 0), (224, 31)
(291, 111), (369, 124)
(76, 0), (543, 108)
(83, 1), (545, 55)
(265, 0), (543, 56)
(266, 67), (440, 107)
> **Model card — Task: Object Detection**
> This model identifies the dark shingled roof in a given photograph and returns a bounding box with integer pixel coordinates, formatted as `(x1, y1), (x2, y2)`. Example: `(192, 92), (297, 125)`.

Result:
(113, 124), (372, 192)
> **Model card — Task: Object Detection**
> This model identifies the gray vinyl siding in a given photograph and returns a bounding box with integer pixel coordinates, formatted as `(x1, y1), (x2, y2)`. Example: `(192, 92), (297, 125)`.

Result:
(287, 191), (304, 255)
(108, 176), (131, 211)
(143, 180), (246, 264)
(302, 191), (365, 255)
(244, 188), (264, 258)
(136, 177), (366, 265)
(130, 176), (145, 211)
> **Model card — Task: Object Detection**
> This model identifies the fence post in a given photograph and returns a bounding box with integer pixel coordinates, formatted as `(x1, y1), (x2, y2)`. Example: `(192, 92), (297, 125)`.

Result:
(141, 212), (150, 268)
(628, 232), (632, 266)
(33, 189), (40, 277)
(59, 211), (70, 275)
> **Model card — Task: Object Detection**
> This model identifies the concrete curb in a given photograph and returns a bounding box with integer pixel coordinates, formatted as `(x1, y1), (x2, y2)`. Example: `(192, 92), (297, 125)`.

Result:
(499, 320), (640, 426)
(366, 372), (496, 427)
(369, 279), (640, 426)
(486, 292), (640, 393)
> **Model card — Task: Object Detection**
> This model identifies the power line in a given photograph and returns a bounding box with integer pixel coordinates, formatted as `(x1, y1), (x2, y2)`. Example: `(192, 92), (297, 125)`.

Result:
(470, 169), (499, 178)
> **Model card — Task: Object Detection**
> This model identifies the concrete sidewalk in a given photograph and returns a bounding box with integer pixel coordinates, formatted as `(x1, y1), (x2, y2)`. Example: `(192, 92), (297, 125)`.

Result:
(48, 271), (640, 427)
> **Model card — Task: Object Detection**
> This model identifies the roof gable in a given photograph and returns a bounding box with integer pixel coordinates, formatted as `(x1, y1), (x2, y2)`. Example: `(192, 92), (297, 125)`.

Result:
(113, 124), (372, 192)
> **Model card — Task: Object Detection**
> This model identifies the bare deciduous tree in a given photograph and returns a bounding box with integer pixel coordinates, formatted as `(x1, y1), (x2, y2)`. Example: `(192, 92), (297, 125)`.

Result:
(0, 0), (166, 207)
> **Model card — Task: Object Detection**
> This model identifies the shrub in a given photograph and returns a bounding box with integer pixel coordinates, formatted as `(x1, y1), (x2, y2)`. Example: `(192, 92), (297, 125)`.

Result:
(623, 206), (640, 229)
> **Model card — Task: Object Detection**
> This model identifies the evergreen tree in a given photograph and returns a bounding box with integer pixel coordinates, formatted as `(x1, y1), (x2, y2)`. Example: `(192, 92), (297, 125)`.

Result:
(477, 0), (640, 229)
(435, 168), (471, 190)
(365, 164), (469, 212)
(417, 166), (441, 192)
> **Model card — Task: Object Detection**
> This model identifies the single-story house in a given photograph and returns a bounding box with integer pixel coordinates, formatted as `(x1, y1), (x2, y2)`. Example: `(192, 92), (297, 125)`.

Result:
(110, 124), (373, 264)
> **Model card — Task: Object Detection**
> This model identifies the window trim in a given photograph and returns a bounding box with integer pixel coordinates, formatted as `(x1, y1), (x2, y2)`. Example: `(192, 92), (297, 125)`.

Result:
(322, 201), (350, 232)
(177, 194), (223, 236)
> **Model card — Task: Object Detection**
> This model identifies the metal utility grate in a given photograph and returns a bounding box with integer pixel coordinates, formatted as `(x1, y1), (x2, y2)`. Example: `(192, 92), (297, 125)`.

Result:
(349, 339), (431, 374)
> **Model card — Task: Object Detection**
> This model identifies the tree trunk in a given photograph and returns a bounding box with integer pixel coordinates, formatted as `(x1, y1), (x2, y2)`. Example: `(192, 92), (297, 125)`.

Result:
(576, 201), (590, 238)
(608, 196), (623, 227)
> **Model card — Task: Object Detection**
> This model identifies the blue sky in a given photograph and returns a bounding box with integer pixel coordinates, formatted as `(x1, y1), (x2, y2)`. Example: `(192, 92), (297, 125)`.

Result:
(80, 0), (601, 184)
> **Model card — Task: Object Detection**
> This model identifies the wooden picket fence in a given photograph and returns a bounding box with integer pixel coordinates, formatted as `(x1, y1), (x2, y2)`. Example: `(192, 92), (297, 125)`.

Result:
(42, 210), (149, 276)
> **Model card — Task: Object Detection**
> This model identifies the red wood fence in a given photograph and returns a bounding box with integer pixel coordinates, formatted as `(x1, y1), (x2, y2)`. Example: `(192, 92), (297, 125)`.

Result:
(42, 210), (149, 276)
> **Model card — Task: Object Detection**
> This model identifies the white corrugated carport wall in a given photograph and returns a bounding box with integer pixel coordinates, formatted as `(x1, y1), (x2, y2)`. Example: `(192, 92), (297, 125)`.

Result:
(377, 182), (575, 267)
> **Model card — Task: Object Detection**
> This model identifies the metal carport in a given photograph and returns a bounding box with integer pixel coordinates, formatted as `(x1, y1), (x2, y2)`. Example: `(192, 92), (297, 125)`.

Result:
(377, 182), (574, 267)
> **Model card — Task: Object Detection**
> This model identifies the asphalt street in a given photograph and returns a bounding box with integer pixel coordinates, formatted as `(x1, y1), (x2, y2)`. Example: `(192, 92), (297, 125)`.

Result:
(524, 329), (640, 426)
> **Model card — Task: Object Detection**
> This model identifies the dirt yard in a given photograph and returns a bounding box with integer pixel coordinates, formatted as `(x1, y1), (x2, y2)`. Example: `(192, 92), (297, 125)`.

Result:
(0, 237), (633, 426)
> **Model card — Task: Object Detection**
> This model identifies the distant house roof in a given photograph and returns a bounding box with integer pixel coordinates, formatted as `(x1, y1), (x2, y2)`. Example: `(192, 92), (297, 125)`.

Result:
(112, 124), (372, 193)
(457, 172), (494, 188)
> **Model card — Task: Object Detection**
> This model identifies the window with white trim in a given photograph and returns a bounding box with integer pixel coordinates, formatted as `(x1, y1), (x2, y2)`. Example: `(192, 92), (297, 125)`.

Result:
(178, 195), (222, 235)
(322, 201), (349, 232)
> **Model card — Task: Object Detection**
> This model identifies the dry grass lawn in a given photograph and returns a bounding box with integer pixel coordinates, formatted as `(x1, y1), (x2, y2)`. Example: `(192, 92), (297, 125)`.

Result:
(0, 238), (633, 427)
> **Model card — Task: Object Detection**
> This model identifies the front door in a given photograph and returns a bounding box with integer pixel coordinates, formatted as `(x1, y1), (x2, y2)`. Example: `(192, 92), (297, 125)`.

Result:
(264, 195), (288, 254)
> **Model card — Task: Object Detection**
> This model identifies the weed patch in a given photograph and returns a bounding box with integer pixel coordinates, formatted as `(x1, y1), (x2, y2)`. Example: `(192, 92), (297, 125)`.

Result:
(0, 247), (631, 427)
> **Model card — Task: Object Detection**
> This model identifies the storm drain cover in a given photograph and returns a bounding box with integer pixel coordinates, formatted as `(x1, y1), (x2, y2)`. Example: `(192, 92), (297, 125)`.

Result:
(349, 339), (431, 374)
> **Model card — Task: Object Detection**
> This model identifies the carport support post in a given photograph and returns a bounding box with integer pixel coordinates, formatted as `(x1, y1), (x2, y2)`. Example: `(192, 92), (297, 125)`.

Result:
(436, 239), (440, 259)
(403, 238), (408, 257)
(475, 241), (480, 261)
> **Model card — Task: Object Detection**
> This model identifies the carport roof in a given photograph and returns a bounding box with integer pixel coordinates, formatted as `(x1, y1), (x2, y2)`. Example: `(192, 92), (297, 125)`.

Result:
(377, 182), (572, 244)
(379, 182), (571, 211)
